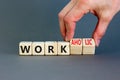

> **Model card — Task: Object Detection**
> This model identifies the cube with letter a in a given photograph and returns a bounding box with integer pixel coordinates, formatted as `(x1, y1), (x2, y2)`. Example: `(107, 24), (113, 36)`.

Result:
(70, 38), (82, 55)
(82, 38), (95, 55)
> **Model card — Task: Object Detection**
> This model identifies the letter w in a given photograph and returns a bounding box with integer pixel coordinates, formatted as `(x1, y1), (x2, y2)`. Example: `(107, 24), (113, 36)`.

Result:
(20, 46), (31, 53)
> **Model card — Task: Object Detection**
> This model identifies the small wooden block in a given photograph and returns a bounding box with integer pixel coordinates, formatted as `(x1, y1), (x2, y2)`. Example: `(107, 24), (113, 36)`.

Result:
(82, 38), (95, 55)
(70, 38), (82, 55)
(32, 42), (44, 55)
(57, 42), (70, 55)
(19, 41), (32, 55)
(45, 41), (57, 56)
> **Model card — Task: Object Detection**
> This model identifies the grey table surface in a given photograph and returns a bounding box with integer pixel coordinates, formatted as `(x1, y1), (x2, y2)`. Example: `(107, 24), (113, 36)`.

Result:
(0, 53), (120, 80)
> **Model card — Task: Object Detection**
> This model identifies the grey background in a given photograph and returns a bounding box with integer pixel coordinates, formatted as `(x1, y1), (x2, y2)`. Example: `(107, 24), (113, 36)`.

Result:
(0, 0), (120, 80)
(0, 0), (120, 54)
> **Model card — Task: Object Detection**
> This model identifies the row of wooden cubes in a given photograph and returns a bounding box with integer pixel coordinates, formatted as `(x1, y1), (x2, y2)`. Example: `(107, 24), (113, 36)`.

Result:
(19, 38), (95, 56)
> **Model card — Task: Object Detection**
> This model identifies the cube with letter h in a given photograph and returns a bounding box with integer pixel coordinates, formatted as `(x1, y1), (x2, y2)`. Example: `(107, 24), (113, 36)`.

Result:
(70, 38), (82, 55)
(82, 38), (95, 55)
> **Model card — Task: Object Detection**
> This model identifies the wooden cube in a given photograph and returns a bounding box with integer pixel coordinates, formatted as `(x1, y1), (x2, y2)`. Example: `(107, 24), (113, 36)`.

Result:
(70, 38), (82, 55)
(57, 42), (70, 55)
(19, 41), (32, 55)
(82, 38), (95, 55)
(32, 42), (44, 55)
(45, 41), (57, 56)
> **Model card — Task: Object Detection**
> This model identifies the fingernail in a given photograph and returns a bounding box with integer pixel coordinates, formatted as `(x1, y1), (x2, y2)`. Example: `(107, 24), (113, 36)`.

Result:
(65, 37), (68, 41)
(96, 39), (100, 47)
(65, 36), (70, 42)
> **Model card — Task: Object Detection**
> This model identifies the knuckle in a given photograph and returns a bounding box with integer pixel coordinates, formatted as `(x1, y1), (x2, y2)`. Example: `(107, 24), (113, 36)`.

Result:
(95, 31), (105, 39)
(101, 12), (113, 22)
(64, 16), (72, 23)
(102, 16), (112, 22)
(58, 12), (64, 19)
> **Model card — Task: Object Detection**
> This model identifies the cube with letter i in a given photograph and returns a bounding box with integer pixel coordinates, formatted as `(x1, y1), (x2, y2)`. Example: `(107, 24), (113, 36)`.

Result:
(57, 42), (70, 55)
(82, 38), (95, 55)
(19, 41), (32, 55)
(70, 38), (82, 55)
(45, 41), (57, 56)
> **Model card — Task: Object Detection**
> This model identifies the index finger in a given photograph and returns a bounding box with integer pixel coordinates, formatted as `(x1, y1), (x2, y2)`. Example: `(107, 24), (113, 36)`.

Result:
(64, 1), (90, 41)
(58, 0), (77, 40)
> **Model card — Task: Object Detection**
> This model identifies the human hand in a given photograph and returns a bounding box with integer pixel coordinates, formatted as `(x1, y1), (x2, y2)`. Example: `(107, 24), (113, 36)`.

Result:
(58, 0), (120, 46)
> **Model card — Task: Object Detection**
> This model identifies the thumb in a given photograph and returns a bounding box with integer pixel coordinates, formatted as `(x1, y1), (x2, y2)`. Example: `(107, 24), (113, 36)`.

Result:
(92, 17), (112, 46)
